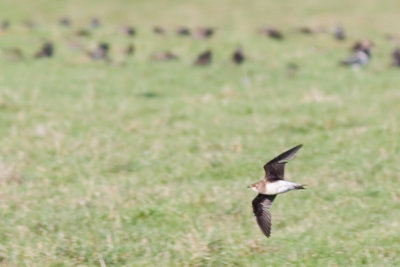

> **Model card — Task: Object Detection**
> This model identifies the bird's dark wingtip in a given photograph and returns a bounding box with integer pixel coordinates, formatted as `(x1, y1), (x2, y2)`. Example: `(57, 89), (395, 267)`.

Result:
(286, 144), (303, 156)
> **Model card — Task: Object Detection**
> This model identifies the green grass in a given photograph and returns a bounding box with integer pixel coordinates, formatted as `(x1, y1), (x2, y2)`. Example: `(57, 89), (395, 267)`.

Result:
(1, 0), (400, 266)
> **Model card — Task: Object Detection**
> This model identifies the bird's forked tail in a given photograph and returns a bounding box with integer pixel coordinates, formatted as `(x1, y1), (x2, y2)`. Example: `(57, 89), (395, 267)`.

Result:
(295, 184), (306, 190)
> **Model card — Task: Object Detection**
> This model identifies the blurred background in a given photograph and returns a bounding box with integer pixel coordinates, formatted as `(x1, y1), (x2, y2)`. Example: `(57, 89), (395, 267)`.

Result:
(0, 0), (399, 266)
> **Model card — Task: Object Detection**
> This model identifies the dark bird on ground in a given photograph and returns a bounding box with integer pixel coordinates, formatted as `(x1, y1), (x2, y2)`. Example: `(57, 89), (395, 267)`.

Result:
(351, 40), (373, 52)
(232, 48), (245, 64)
(124, 44), (135, 56)
(194, 27), (214, 39)
(260, 27), (283, 40)
(122, 26), (135, 36)
(151, 51), (179, 61)
(194, 50), (212, 65)
(334, 26), (346, 40)
(176, 26), (190, 36)
(1, 20), (10, 30)
(297, 26), (316, 34)
(248, 145), (306, 238)
(34, 42), (54, 58)
(76, 28), (91, 37)
(341, 40), (373, 67)
(91, 17), (101, 28)
(59, 17), (71, 27)
(391, 48), (400, 67)
(88, 43), (110, 60)
(153, 26), (165, 34)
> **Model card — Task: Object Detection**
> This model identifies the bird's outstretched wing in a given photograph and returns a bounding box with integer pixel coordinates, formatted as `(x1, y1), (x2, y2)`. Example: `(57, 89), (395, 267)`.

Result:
(252, 194), (277, 237)
(263, 144), (303, 182)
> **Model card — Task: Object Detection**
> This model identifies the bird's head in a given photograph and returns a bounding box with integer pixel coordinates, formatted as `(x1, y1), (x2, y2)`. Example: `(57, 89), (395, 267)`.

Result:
(247, 182), (263, 193)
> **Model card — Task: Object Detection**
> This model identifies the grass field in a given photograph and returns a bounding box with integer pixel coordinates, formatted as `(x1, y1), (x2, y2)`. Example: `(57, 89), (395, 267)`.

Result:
(1, 0), (400, 266)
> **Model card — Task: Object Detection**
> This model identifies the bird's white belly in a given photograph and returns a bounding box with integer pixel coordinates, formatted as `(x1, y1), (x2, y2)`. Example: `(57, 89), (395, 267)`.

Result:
(265, 180), (298, 195)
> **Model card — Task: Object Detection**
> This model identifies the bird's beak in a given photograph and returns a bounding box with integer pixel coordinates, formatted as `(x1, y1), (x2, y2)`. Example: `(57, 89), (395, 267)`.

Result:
(247, 185), (250, 188)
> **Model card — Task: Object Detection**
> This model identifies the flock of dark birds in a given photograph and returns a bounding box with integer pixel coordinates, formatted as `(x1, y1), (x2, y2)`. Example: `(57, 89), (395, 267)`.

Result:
(1, 17), (400, 68)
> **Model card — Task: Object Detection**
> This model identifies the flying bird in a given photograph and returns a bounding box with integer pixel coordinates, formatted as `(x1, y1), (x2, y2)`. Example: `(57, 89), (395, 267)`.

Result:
(248, 144), (305, 238)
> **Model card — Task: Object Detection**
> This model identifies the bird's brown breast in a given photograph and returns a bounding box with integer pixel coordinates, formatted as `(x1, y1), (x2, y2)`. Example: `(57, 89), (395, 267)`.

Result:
(253, 180), (267, 194)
